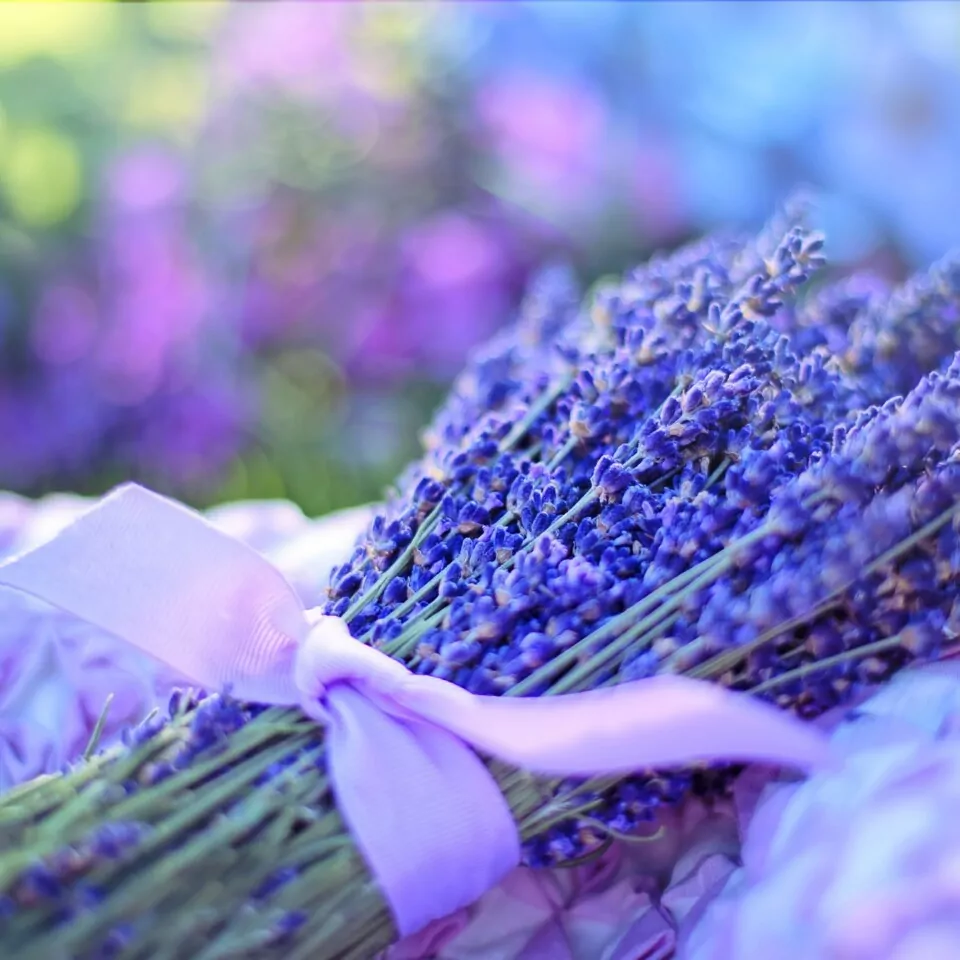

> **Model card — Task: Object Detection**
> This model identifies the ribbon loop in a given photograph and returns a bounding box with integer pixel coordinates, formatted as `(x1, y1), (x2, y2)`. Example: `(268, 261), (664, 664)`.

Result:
(0, 483), (832, 938)
(0, 484), (308, 706)
(293, 615), (412, 724)
(295, 615), (411, 705)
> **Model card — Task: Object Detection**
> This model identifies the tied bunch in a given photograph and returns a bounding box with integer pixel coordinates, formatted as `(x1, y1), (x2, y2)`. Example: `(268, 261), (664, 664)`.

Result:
(326, 207), (960, 866)
(3, 205), (960, 959)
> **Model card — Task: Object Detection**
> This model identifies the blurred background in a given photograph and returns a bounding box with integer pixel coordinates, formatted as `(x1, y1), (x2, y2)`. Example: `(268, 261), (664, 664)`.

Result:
(0, 1), (958, 515)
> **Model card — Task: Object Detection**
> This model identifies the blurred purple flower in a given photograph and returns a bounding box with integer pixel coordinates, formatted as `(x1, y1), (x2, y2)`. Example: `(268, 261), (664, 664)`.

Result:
(218, 2), (349, 98)
(6, 0), (960, 501)
(30, 282), (99, 367)
(1, 141), (253, 494)
(0, 373), (112, 490)
(477, 72), (608, 212)
(94, 191), (210, 406)
(108, 148), (186, 214)
(233, 194), (548, 382)
(120, 380), (250, 488)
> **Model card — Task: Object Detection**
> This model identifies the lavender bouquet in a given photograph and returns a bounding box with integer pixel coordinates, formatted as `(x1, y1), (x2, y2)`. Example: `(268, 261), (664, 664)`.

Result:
(2, 206), (960, 959)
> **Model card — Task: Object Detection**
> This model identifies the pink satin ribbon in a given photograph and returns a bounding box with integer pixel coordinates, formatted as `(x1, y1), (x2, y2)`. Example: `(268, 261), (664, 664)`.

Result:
(0, 484), (830, 937)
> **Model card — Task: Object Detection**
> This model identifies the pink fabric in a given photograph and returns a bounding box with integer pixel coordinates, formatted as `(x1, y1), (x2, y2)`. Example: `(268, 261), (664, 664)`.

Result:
(0, 716), (56, 788)
(682, 664), (960, 960)
(0, 483), (831, 939)
(387, 798), (742, 960)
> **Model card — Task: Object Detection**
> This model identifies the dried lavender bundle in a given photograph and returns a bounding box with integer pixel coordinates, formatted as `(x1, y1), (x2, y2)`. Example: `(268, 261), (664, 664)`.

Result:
(3, 207), (960, 959)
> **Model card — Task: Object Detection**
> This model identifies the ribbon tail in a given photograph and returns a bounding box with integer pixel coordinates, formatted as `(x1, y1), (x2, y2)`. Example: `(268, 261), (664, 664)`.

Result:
(398, 674), (833, 777)
(325, 685), (519, 936)
(0, 484), (305, 705)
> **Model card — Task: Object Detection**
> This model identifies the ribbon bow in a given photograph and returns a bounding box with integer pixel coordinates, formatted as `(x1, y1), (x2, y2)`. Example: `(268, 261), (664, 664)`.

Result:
(0, 484), (829, 936)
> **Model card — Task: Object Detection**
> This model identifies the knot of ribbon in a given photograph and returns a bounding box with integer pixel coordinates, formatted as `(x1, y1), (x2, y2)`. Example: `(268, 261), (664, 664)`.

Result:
(0, 484), (830, 937)
(292, 610), (413, 724)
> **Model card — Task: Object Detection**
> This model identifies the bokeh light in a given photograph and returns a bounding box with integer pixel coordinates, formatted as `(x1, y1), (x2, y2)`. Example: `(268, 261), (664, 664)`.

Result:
(0, 1), (958, 514)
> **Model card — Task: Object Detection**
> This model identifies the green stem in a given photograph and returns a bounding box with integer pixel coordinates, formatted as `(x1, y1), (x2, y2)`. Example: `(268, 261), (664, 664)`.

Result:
(516, 486), (943, 696)
(371, 509), (519, 648)
(498, 376), (574, 452)
(376, 382), (695, 651)
(547, 549), (748, 694)
(546, 436), (580, 471)
(685, 598), (842, 680)
(689, 500), (960, 680)
(83, 694), (115, 761)
(342, 502), (444, 622)
(511, 529), (765, 697)
(705, 457), (731, 489)
(345, 375), (574, 624)
(748, 633), (905, 696)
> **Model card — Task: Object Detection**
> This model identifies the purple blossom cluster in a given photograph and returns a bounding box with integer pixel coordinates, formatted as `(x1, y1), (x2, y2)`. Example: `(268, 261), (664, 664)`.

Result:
(323, 207), (960, 863)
